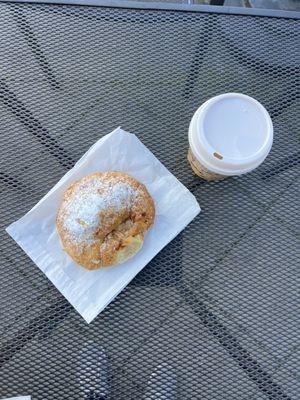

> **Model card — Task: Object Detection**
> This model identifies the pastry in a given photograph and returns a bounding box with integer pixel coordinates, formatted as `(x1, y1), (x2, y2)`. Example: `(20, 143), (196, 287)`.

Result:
(56, 171), (155, 270)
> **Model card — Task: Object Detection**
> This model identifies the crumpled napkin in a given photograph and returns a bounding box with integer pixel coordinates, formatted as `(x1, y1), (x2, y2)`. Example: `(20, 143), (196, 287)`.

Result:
(2, 397), (31, 400)
(7, 128), (200, 323)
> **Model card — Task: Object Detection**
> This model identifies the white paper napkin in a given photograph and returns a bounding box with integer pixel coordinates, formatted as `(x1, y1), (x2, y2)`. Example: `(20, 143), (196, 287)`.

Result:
(2, 397), (31, 400)
(6, 128), (200, 323)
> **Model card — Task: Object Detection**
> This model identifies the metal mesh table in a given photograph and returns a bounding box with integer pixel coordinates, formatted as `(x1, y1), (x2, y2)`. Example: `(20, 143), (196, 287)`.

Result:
(0, 1), (299, 399)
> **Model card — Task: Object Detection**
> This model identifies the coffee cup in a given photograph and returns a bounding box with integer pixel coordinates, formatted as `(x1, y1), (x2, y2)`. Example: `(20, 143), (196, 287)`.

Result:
(188, 93), (273, 181)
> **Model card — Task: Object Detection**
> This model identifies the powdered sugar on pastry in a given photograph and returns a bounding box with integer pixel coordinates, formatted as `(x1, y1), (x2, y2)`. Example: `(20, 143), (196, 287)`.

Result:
(63, 175), (139, 243)
(56, 171), (155, 269)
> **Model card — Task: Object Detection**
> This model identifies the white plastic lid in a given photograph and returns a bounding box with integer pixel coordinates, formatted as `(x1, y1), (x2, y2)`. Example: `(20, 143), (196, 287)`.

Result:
(189, 93), (273, 176)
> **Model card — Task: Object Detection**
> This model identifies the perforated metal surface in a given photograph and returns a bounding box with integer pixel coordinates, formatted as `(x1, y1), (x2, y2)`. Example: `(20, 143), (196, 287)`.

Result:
(0, 2), (299, 399)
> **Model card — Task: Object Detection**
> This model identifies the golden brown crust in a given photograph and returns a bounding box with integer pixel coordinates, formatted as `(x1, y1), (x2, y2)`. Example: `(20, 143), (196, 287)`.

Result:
(56, 171), (155, 270)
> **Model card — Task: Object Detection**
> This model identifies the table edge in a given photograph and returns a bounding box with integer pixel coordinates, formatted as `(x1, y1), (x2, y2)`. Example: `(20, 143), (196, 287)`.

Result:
(0, 0), (300, 20)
